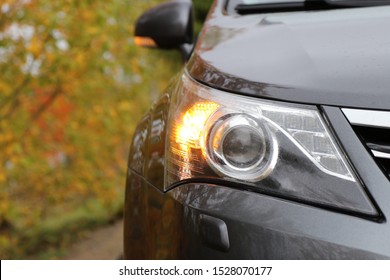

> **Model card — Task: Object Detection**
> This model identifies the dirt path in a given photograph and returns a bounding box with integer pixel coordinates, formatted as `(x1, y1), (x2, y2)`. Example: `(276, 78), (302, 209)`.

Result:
(61, 219), (123, 260)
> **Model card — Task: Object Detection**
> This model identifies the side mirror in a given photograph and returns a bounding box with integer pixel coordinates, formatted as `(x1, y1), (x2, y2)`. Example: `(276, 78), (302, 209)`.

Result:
(134, 0), (194, 60)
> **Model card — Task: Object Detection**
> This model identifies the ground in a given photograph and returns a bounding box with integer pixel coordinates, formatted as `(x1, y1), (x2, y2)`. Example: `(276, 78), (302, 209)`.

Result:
(61, 219), (123, 260)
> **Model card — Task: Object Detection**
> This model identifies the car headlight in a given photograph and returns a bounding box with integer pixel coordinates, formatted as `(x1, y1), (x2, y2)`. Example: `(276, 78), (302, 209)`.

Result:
(165, 73), (377, 216)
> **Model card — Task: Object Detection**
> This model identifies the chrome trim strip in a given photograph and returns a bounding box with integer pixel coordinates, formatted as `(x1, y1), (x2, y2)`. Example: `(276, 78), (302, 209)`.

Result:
(372, 150), (390, 159)
(342, 108), (390, 128)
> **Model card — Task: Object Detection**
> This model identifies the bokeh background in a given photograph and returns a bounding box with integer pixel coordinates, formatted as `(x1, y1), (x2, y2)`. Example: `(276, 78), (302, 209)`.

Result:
(0, 0), (212, 259)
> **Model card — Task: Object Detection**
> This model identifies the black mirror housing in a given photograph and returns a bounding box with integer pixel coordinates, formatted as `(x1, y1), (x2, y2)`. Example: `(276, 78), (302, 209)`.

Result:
(134, 0), (194, 50)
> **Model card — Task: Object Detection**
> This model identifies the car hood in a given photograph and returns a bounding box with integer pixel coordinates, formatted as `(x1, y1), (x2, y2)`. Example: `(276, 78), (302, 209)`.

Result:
(187, 3), (390, 110)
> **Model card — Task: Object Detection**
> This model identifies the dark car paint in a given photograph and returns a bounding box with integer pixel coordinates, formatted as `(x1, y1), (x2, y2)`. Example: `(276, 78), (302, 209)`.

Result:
(125, 172), (388, 259)
(135, 1), (193, 49)
(188, 2), (390, 110)
(124, 92), (390, 258)
(124, 0), (390, 259)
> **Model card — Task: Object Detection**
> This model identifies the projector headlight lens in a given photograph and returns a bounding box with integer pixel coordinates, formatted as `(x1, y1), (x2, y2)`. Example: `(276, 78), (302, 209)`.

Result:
(202, 112), (278, 181)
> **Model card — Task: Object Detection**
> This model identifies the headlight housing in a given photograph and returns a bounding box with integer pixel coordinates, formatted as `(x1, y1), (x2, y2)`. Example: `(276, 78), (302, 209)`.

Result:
(165, 74), (376, 216)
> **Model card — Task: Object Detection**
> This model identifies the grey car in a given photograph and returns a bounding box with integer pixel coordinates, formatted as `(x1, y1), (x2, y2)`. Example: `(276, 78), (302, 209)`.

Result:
(124, 0), (390, 259)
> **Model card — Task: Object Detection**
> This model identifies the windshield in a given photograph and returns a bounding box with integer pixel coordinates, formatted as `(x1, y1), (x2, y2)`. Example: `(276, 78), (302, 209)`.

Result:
(227, 0), (390, 14)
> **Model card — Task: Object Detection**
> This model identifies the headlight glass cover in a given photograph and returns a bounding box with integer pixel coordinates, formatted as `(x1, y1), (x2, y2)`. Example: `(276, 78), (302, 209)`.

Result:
(165, 74), (376, 215)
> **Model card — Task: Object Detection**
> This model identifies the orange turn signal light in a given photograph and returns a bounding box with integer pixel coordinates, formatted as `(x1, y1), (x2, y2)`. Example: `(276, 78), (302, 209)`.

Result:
(134, 36), (157, 48)
(175, 102), (220, 150)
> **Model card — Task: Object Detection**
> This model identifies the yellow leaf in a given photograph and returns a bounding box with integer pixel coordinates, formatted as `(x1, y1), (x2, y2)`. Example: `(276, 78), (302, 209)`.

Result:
(0, 81), (11, 95)
(27, 37), (43, 58)
(118, 101), (132, 112)
(0, 172), (6, 183)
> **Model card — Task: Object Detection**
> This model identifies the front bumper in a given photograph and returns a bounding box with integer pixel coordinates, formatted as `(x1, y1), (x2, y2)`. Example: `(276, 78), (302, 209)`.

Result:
(167, 182), (389, 259)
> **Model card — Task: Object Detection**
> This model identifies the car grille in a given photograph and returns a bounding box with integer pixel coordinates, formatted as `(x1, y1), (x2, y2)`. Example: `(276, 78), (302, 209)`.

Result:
(342, 108), (390, 179)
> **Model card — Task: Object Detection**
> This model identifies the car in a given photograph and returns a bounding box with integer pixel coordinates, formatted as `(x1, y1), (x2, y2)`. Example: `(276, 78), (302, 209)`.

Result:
(124, 0), (390, 259)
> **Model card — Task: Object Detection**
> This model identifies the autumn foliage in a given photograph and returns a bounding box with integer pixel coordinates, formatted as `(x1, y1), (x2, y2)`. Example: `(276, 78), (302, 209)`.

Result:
(0, 0), (180, 259)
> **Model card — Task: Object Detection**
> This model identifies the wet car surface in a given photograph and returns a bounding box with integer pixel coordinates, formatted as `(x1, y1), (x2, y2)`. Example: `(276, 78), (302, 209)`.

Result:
(124, 0), (390, 259)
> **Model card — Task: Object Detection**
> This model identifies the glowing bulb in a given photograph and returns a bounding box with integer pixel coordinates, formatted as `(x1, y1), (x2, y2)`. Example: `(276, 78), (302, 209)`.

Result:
(175, 102), (219, 149)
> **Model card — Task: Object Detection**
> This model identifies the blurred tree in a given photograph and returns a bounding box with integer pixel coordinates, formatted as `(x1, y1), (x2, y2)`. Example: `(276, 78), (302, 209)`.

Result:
(193, 0), (214, 22)
(0, 0), (180, 258)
